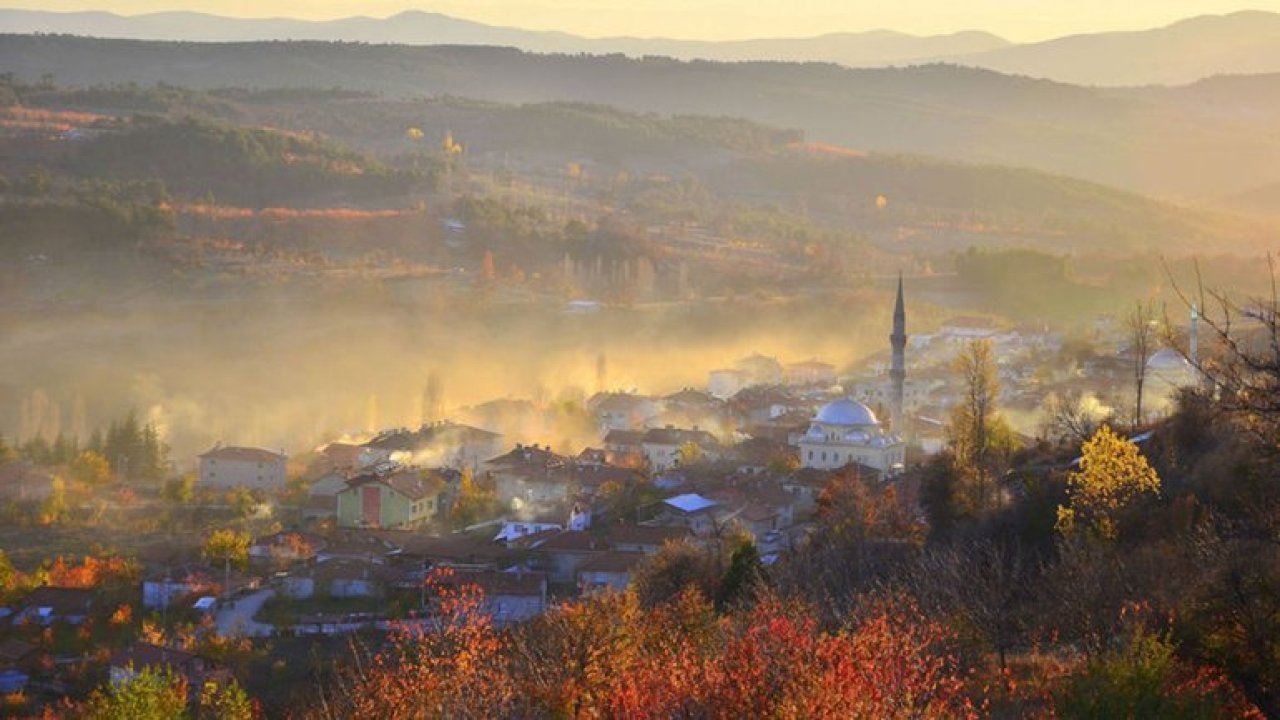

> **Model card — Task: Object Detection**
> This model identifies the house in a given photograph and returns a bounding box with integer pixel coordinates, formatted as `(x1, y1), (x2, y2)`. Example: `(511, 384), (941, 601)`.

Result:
(143, 567), (217, 610)
(304, 472), (348, 519)
(526, 531), (605, 584)
(708, 369), (747, 400)
(249, 531), (324, 567)
(363, 422), (503, 470)
(14, 586), (94, 625)
(577, 551), (646, 593)
(602, 430), (645, 466)
(784, 360), (837, 387)
(729, 385), (808, 428)
(313, 559), (389, 598)
(197, 445), (287, 491)
(653, 493), (721, 536)
(484, 444), (571, 508)
(604, 524), (691, 554)
(641, 427), (721, 472)
(318, 442), (386, 472)
(735, 353), (784, 386)
(109, 643), (230, 696)
(335, 469), (445, 529)
(587, 393), (662, 433)
(434, 569), (547, 626)
(494, 520), (563, 544)
(375, 532), (518, 570)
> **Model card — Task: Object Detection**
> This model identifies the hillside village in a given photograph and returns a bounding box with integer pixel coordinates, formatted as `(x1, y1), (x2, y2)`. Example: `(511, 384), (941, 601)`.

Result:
(0, 271), (1236, 715)
(2, 17), (1280, 718)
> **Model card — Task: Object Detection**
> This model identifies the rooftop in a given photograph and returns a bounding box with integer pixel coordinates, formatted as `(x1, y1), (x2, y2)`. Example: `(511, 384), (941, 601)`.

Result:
(198, 446), (285, 464)
(814, 398), (879, 427)
(663, 493), (719, 514)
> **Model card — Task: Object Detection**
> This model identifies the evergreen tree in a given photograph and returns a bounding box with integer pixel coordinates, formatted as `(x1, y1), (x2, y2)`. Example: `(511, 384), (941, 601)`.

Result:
(21, 435), (52, 465)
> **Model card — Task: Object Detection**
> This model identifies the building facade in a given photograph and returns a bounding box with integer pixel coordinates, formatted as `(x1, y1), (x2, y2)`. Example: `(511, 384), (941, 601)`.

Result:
(197, 445), (287, 491)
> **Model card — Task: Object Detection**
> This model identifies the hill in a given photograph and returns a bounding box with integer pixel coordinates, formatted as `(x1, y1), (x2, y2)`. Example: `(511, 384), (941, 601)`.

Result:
(4, 77), (1273, 262)
(4, 36), (1280, 199)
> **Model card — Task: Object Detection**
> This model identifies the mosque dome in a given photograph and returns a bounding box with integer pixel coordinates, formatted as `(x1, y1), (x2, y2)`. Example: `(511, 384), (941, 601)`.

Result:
(1146, 348), (1191, 372)
(814, 398), (879, 427)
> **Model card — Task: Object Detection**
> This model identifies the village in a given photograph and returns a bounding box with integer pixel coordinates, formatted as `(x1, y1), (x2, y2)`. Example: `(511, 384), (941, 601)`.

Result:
(0, 277), (1212, 714)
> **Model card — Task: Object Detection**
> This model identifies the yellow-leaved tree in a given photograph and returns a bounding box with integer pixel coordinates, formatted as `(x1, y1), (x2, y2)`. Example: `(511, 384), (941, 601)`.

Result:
(1056, 425), (1160, 541)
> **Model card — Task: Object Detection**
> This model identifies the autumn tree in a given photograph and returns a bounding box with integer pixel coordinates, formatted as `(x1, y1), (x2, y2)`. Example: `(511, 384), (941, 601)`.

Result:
(197, 678), (258, 720)
(72, 450), (113, 485)
(81, 666), (189, 720)
(450, 469), (497, 527)
(947, 339), (1017, 513)
(631, 539), (721, 608)
(320, 570), (514, 719)
(1056, 425), (1161, 541)
(40, 477), (69, 525)
(203, 529), (250, 597)
(1053, 619), (1264, 720)
(676, 441), (705, 466)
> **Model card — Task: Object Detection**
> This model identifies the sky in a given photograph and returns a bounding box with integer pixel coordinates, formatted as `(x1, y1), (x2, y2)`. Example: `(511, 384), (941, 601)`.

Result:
(8, 1), (1280, 41)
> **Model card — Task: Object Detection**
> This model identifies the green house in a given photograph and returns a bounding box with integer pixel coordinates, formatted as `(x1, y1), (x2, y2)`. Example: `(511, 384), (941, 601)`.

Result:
(335, 469), (444, 529)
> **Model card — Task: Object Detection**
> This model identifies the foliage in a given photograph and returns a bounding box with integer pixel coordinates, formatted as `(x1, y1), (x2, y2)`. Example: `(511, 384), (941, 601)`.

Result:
(75, 116), (426, 207)
(81, 666), (189, 720)
(947, 339), (1019, 515)
(327, 569), (513, 718)
(631, 539), (721, 609)
(1053, 619), (1264, 720)
(319, 577), (978, 719)
(71, 451), (113, 486)
(40, 477), (70, 526)
(197, 679), (258, 720)
(1056, 425), (1161, 541)
(203, 530), (250, 571)
(450, 469), (497, 527)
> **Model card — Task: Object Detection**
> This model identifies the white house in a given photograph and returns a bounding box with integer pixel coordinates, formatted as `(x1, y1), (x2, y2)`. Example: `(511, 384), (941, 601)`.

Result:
(198, 445), (287, 491)
(641, 427), (720, 472)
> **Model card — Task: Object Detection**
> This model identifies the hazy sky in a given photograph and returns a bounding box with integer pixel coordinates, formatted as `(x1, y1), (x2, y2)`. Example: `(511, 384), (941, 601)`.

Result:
(12, 1), (1280, 41)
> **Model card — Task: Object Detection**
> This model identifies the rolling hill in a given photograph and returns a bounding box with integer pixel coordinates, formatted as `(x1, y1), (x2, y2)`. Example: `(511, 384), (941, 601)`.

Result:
(5, 35), (1280, 198)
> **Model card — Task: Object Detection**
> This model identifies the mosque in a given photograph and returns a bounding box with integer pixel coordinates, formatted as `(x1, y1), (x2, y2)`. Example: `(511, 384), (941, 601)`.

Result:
(794, 276), (907, 475)
(1143, 305), (1203, 415)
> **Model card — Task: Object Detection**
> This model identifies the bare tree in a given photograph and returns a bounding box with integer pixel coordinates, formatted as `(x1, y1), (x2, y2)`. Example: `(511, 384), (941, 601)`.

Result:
(1126, 300), (1157, 426)
(1042, 389), (1109, 445)
(1166, 255), (1280, 445)
(910, 539), (1035, 670)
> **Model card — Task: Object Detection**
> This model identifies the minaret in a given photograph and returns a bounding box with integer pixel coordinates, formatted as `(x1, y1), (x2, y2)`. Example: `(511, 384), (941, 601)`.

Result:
(889, 273), (907, 435)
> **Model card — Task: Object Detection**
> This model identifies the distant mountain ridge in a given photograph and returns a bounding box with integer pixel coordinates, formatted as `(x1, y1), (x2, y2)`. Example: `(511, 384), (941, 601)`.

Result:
(935, 10), (1280, 86)
(8, 7), (1280, 85)
(0, 8), (1010, 68)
